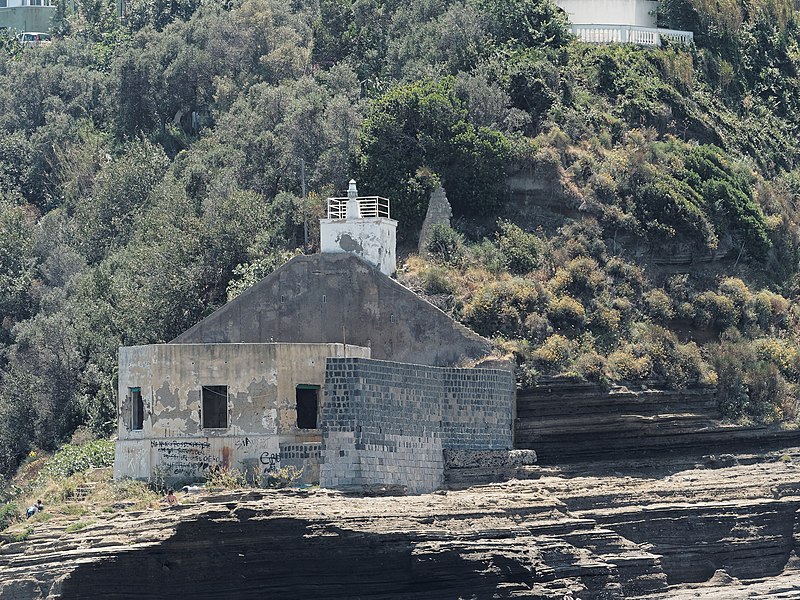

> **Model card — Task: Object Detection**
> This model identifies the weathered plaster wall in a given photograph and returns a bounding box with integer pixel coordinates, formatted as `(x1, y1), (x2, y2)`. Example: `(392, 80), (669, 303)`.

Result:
(0, 6), (53, 32)
(555, 0), (657, 26)
(172, 253), (491, 367)
(320, 217), (397, 276)
(320, 358), (515, 494)
(114, 343), (369, 483)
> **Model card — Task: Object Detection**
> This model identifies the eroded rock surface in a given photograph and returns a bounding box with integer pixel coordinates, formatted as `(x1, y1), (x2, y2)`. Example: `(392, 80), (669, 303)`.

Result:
(3, 449), (800, 599)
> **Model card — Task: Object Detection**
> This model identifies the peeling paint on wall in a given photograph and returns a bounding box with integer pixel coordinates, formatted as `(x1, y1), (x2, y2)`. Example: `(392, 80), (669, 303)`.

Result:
(115, 343), (370, 485)
(337, 233), (363, 253)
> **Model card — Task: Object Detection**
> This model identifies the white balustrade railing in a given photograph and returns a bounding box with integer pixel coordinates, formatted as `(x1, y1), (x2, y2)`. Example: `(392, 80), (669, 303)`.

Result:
(327, 196), (390, 220)
(571, 24), (694, 46)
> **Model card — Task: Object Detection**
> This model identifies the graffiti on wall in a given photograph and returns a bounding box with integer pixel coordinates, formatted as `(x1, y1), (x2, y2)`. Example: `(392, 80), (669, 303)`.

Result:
(149, 438), (316, 478)
(151, 440), (215, 476)
(260, 451), (281, 472)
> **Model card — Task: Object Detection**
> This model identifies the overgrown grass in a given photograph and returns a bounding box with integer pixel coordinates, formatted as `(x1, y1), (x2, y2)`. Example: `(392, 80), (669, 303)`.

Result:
(1, 438), (161, 536)
(64, 521), (92, 534)
(0, 502), (19, 531)
(1, 526), (32, 543)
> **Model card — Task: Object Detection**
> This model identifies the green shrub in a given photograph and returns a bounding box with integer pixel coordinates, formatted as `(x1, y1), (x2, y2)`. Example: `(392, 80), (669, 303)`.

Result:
(39, 440), (115, 482)
(463, 279), (546, 337)
(554, 219), (607, 261)
(110, 479), (156, 502)
(495, 220), (541, 274)
(713, 340), (793, 424)
(634, 324), (708, 388)
(752, 337), (799, 379)
(703, 178), (771, 260)
(751, 289), (790, 330)
(206, 466), (250, 489)
(746, 362), (790, 424)
(643, 288), (675, 320)
(532, 334), (574, 373)
(425, 224), (466, 266)
(547, 295), (587, 332)
(420, 266), (457, 294)
(517, 360), (539, 389)
(665, 274), (691, 301)
(630, 170), (717, 248)
(718, 277), (752, 308)
(676, 301), (694, 320)
(523, 312), (551, 343)
(0, 502), (20, 531)
(605, 257), (645, 298)
(264, 465), (303, 488)
(612, 296), (634, 315)
(496, 339), (539, 387)
(694, 290), (739, 329)
(589, 305), (622, 340)
(575, 351), (606, 383)
(606, 349), (652, 381)
(781, 385), (800, 422)
(549, 257), (608, 300)
(470, 239), (507, 274)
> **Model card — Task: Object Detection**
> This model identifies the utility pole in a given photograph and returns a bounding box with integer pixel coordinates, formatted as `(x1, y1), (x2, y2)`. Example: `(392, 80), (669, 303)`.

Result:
(301, 158), (308, 252)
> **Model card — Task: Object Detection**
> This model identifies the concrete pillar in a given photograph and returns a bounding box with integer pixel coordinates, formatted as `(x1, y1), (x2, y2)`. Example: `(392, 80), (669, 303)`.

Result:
(346, 179), (359, 219)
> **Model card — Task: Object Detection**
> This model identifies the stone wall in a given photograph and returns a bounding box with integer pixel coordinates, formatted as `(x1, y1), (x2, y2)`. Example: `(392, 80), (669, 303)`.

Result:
(320, 358), (515, 494)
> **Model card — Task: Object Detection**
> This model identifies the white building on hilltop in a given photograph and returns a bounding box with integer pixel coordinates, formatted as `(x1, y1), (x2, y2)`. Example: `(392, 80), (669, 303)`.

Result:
(555, 0), (694, 46)
(0, 0), (54, 35)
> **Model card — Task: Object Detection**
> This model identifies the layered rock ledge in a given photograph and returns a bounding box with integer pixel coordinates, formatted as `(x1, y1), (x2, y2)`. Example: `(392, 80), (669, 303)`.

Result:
(3, 447), (800, 599)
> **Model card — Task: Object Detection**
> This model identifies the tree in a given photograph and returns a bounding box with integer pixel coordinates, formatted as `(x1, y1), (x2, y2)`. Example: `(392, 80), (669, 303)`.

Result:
(357, 78), (512, 234)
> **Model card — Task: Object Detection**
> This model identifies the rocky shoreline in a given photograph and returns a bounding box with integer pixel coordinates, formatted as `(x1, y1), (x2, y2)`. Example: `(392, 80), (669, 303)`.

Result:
(3, 445), (800, 599)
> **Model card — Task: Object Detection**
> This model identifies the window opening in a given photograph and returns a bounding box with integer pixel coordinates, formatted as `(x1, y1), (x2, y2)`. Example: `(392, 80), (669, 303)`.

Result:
(202, 385), (228, 429)
(296, 385), (320, 429)
(130, 387), (143, 431)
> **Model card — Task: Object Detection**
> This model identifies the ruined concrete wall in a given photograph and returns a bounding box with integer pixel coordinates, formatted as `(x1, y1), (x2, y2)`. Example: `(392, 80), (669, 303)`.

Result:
(172, 253), (491, 367)
(418, 185), (452, 257)
(114, 343), (369, 483)
(320, 358), (515, 494)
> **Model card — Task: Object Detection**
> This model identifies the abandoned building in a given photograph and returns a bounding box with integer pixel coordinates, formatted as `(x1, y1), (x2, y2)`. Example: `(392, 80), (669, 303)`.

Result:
(114, 181), (516, 494)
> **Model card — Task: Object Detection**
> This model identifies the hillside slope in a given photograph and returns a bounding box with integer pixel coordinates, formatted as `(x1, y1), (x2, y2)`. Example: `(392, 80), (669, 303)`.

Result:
(1, 0), (800, 485)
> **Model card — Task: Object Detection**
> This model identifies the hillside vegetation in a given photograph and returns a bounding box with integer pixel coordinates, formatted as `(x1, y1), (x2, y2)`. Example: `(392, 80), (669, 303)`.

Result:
(1, 0), (800, 479)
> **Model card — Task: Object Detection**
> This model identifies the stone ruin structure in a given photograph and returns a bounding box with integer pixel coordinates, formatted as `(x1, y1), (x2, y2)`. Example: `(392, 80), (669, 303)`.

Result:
(114, 181), (516, 494)
(418, 184), (453, 257)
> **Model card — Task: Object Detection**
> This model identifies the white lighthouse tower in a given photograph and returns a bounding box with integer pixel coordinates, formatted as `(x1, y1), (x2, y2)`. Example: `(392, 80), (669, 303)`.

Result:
(319, 180), (398, 276)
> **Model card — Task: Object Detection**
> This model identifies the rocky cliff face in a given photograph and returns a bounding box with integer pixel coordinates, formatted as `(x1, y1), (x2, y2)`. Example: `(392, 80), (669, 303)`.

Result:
(3, 448), (800, 599)
(5, 381), (800, 599)
(516, 379), (800, 463)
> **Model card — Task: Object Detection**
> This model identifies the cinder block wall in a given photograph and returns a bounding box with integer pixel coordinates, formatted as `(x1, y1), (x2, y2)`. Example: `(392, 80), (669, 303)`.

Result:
(320, 358), (514, 494)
